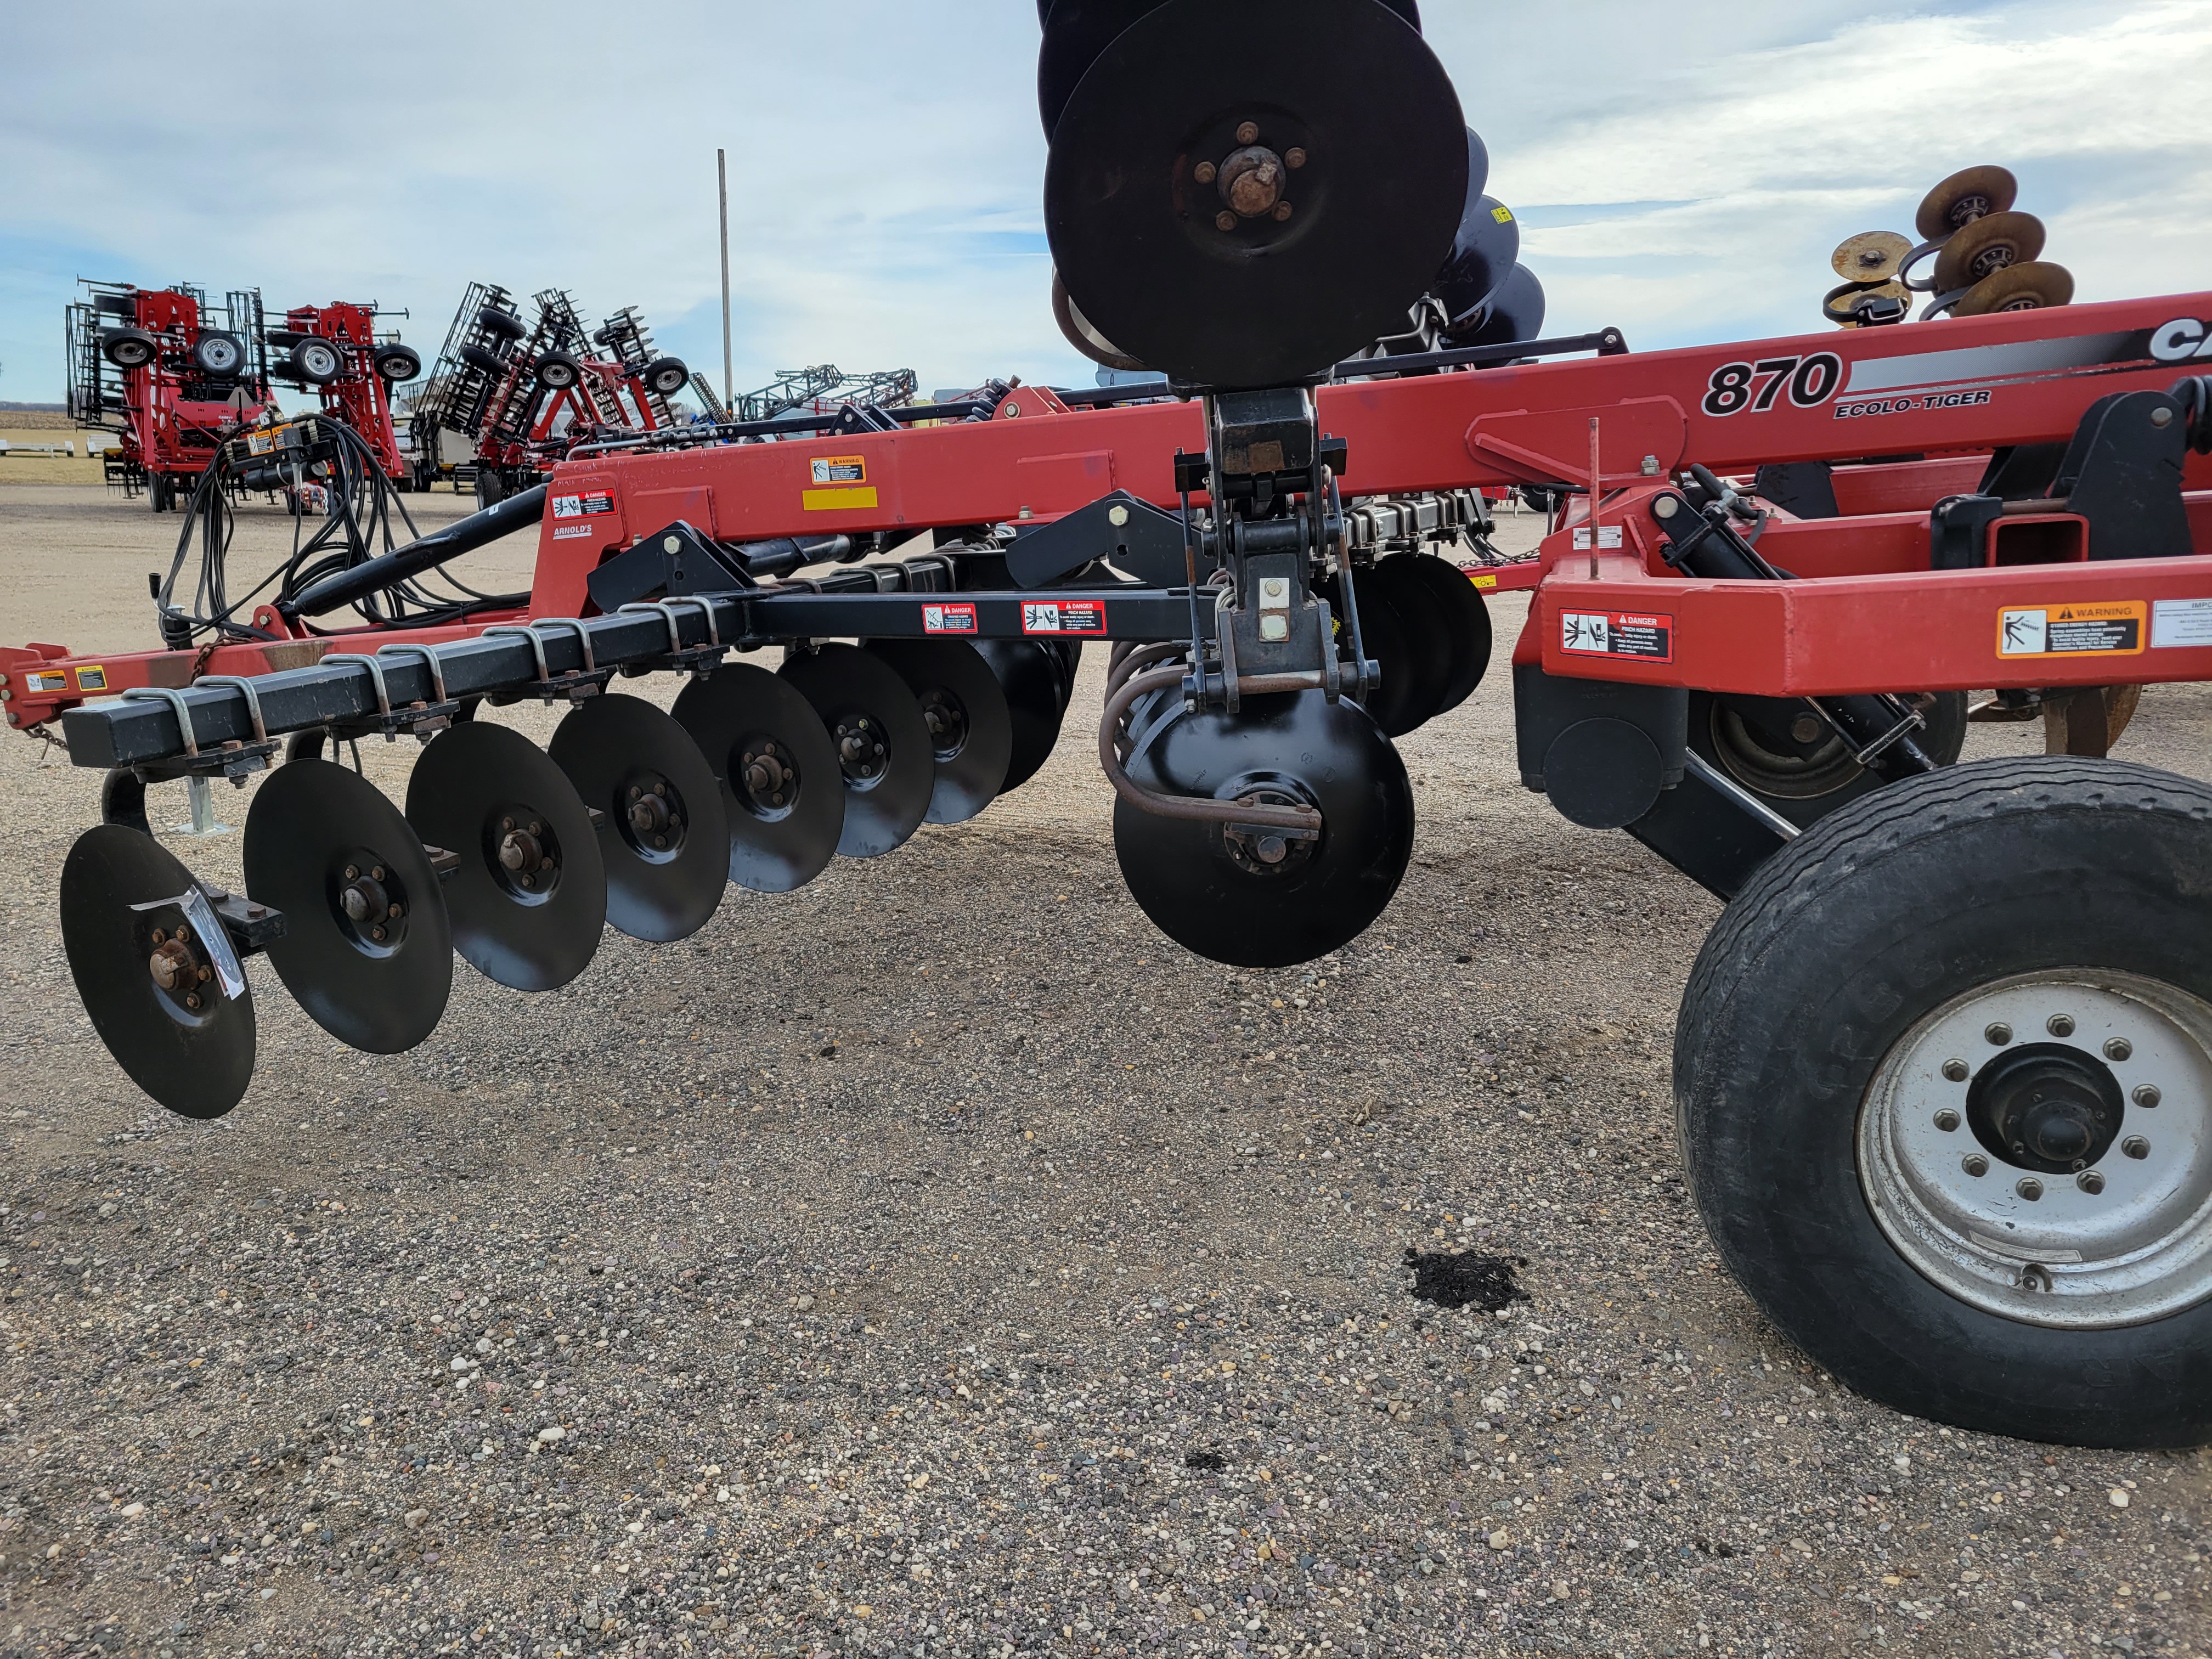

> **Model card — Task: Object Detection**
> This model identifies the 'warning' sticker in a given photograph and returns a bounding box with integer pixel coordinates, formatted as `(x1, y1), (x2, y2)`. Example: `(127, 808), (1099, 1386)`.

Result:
(1997, 601), (2146, 658)
(810, 455), (867, 486)
(922, 602), (978, 635)
(1560, 610), (1673, 662)
(1022, 600), (1106, 636)
(1468, 571), (1498, 590)
(25, 669), (67, 693)
(74, 665), (107, 691)
(551, 490), (616, 520)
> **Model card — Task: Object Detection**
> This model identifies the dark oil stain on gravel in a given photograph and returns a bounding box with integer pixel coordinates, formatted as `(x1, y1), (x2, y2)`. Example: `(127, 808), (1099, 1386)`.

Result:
(1404, 1248), (1531, 1312)
(1182, 1451), (1228, 1471)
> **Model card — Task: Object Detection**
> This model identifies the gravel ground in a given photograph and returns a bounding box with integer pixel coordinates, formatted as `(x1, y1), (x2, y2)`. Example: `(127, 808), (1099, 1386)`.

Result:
(0, 485), (2207, 1659)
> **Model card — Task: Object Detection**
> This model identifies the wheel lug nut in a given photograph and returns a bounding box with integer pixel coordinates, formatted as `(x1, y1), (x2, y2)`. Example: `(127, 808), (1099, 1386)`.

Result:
(1962, 1154), (1989, 1177)
(2077, 1170), (2106, 1194)
(343, 865), (359, 881)
(2133, 1084), (2161, 1108)
(2103, 1037), (2133, 1062)
(2016, 1177), (2044, 1201)
(2122, 1136), (2149, 1160)
(1984, 1022), (2012, 1045)
(1942, 1058), (1970, 1082)
(2046, 1013), (2075, 1037)
(1933, 1109), (1961, 1132)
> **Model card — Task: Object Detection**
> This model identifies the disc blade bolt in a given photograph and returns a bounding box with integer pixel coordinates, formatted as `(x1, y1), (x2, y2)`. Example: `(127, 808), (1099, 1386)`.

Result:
(1273, 201), (1294, 221)
(1235, 120), (1259, 144)
(184, 993), (200, 1011)
(2123, 1136), (2150, 1159)
(1942, 1058), (1970, 1082)
(1984, 1022), (2013, 1045)
(1194, 161), (1218, 184)
(1215, 211), (1238, 232)
(2104, 1037), (2133, 1061)
(1285, 146), (1307, 168)
(2134, 1084), (2161, 1108)
(2047, 1013), (2075, 1037)
(1790, 714), (1822, 743)
(343, 866), (358, 881)
(371, 866), (385, 882)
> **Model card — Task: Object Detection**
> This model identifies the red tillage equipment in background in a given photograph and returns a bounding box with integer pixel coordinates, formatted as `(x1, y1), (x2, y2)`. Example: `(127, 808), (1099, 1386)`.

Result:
(264, 301), (423, 483)
(65, 280), (272, 512)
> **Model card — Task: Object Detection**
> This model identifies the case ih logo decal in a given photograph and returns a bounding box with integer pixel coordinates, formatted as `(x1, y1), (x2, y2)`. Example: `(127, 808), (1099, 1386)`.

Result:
(2149, 318), (2212, 362)
(551, 490), (615, 519)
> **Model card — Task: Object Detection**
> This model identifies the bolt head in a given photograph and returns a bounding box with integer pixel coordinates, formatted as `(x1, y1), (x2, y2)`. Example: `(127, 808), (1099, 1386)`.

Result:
(2151, 406), (2175, 428)
(2104, 1037), (2133, 1062)
(2077, 1170), (2106, 1194)
(2122, 1136), (2150, 1160)
(1284, 146), (1307, 168)
(1215, 211), (1239, 233)
(1942, 1058), (1970, 1082)
(1984, 1022), (2013, 1046)
(1272, 201), (1294, 222)
(1235, 121), (1259, 144)
(2133, 1084), (2162, 1108)
(1962, 1153), (1990, 1177)
(1933, 1109), (1961, 1132)
(1193, 161), (1217, 185)
(2016, 1177), (2044, 1201)
(2046, 1013), (2075, 1037)
(343, 865), (359, 881)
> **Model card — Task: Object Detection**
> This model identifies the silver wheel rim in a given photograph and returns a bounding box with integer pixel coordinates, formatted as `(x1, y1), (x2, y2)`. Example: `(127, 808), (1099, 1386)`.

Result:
(1859, 969), (2212, 1329)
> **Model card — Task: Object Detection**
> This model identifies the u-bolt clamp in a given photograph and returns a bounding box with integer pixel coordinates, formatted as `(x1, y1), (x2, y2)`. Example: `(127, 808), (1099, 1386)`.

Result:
(375, 641), (449, 706)
(319, 652), (405, 741)
(122, 685), (201, 759)
(616, 597), (728, 676)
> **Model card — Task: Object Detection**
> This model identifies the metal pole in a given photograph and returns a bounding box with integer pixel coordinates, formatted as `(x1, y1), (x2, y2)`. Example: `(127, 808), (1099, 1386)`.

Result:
(717, 148), (733, 405)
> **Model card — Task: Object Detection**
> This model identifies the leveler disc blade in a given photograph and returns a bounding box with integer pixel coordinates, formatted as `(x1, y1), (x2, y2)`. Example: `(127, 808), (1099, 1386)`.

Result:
(548, 695), (730, 943)
(1114, 690), (1414, 968)
(405, 722), (607, 992)
(1831, 230), (1912, 282)
(780, 644), (934, 859)
(1329, 569), (1425, 738)
(866, 639), (1015, 825)
(1952, 260), (2074, 317)
(671, 663), (845, 893)
(59, 824), (255, 1119)
(244, 759), (453, 1053)
(1387, 554), (1493, 714)
(1448, 263), (1547, 349)
(1932, 210), (2045, 294)
(1036, 0), (1421, 139)
(1821, 279), (1909, 328)
(1435, 187), (1520, 330)
(1051, 269), (1148, 372)
(1045, 0), (1465, 388)
(1362, 558), (1453, 732)
(1915, 163), (2017, 242)
(976, 639), (1070, 795)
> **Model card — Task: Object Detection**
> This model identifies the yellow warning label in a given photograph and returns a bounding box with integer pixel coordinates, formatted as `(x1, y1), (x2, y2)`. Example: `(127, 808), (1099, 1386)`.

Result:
(810, 454), (867, 486)
(803, 486), (879, 512)
(74, 664), (107, 692)
(1468, 571), (1499, 590)
(1996, 600), (2146, 658)
(1490, 205), (1514, 224)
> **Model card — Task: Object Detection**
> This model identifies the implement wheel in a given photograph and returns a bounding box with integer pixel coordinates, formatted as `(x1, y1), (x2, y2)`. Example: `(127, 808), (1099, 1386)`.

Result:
(1676, 758), (2212, 1447)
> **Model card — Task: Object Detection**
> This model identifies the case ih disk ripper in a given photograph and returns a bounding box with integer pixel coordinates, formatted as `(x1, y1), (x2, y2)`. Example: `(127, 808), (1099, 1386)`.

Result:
(12, 0), (2212, 1447)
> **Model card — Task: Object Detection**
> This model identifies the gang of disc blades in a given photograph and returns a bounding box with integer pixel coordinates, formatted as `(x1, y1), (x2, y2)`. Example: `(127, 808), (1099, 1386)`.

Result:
(1932, 210), (2045, 294)
(1831, 230), (1912, 282)
(1036, 0), (1421, 139)
(865, 638), (1015, 825)
(671, 662), (844, 893)
(404, 721), (607, 992)
(548, 695), (730, 943)
(779, 644), (935, 859)
(1915, 163), (2017, 241)
(1952, 260), (2073, 317)
(1387, 554), (1493, 714)
(1113, 689), (1414, 968)
(244, 759), (453, 1052)
(1044, 0), (1465, 389)
(1330, 569), (1425, 737)
(1435, 187), (1520, 330)
(977, 639), (1070, 794)
(60, 823), (256, 1119)
(1448, 263), (1546, 349)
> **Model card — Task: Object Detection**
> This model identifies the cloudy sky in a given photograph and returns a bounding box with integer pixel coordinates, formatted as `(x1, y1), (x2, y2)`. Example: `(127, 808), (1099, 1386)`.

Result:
(2, 1), (2208, 405)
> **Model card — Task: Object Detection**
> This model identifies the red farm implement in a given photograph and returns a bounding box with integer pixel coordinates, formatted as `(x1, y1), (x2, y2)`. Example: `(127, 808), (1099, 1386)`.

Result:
(12, 0), (2212, 1449)
(264, 301), (422, 483)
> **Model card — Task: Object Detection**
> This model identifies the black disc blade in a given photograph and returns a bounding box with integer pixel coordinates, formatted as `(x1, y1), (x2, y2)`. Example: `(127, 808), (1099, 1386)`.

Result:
(1451, 263), (1546, 348)
(780, 644), (935, 858)
(1038, 0), (1420, 139)
(404, 723), (607, 992)
(1045, 0), (1464, 388)
(671, 663), (844, 893)
(1435, 186), (1520, 329)
(549, 695), (730, 943)
(976, 639), (1070, 794)
(245, 759), (453, 1052)
(1364, 558), (1454, 733)
(60, 824), (255, 1119)
(866, 639), (1014, 825)
(1331, 571), (1424, 738)
(1114, 690), (1413, 968)
(1389, 554), (1493, 715)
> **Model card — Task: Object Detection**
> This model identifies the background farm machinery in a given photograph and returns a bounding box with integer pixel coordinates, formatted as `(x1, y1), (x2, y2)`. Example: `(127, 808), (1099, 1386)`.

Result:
(10, 0), (2212, 1449)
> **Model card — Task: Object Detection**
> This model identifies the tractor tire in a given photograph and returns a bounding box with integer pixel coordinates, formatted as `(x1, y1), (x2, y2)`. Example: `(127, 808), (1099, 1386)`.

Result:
(373, 345), (424, 382)
(475, 307), (527, 342)
(102, 328), (157, 370)
(476, 469), (506, 509)
(286, 339), (343, 385)
(642, 356), (690, 397)
(535, 351), (583, 391)
(1687, 688), (1967, 831)
(1675, 756), (2212, 1448)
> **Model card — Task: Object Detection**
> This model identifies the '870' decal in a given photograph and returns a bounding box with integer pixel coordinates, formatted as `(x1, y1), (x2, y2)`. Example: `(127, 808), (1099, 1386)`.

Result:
(1699, 352), (1843, 417)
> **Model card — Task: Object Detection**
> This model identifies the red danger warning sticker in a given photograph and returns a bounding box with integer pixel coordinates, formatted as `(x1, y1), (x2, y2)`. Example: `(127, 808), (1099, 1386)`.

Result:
(1022, 600), (1106, 635)
(1559, 610), (1673, 662)
(1997, 601), (2145, 658)
(551, 490), (615, 520)
(921, 601), (978, 635)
